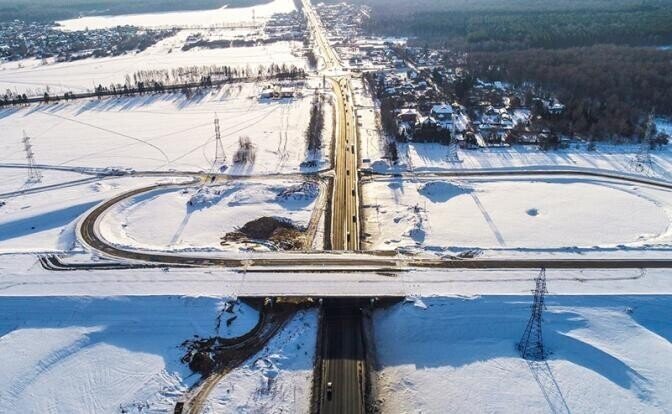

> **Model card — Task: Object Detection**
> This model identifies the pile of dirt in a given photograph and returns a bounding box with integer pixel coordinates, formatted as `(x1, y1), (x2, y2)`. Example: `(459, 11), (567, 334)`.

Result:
(222, 216), (308, 250)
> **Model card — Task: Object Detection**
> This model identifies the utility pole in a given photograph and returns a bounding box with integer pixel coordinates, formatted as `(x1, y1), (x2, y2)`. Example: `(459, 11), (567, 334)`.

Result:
(22, 130), (42, 183)
(518, 268), (548, 361)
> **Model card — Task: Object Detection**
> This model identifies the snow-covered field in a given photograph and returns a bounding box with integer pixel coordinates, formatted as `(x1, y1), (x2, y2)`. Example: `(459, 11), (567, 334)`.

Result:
(395, 142), (672, 182)
(363, 176), (672, 255)
(0, 37), (305, 95)
(0, 175), (186, 254)
(204, 309), (317, 413)
(0, 296), (259, 413)
(352, 77), (385, 166)
(358, 118), (672, 182)
(1, 81), (331, 174)
(374, 296), (672, 414)
(99, 179), (321, 252)
(0, 168), (92, 195)
(56, 0), (295, 31)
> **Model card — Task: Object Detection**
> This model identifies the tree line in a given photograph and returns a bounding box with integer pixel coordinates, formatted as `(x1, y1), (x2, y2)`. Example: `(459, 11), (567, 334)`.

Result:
(306, 91), (324, 154)
(1, 64), (306, 107)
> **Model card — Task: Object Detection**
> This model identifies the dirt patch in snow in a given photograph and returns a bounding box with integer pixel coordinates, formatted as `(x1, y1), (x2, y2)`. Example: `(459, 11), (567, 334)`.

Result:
(222, 216), (308, 250)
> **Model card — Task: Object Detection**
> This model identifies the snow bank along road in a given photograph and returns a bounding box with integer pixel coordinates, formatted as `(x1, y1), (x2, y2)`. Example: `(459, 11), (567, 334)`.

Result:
(75, 168), (672, 270)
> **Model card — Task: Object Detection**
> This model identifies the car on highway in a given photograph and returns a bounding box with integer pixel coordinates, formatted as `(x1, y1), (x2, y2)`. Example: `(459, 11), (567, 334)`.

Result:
(326, 381), (333, 400)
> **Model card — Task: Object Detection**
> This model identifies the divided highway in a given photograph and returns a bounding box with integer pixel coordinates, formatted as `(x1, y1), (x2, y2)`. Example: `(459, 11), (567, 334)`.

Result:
(317, 299), (366, 414)
(330, 77), (361, 251)
(302, 2), (367, 413)
(302, 0), (360, 251)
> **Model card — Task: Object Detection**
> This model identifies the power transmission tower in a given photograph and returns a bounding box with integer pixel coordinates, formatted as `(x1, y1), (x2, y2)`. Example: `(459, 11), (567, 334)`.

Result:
(446, 142), (461, 163)
(631, 109), (656, 175)
(446, 121), (461, 163)
(213, 114), (228, 172)
(22, 130), (42, 183)
(518, 268), (548, 361)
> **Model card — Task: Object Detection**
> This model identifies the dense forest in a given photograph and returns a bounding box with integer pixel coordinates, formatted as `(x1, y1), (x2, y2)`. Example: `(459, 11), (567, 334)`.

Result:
(469, 46), (672, 138)
(0, 0), (272, 22)
(331, 0), (672, 49)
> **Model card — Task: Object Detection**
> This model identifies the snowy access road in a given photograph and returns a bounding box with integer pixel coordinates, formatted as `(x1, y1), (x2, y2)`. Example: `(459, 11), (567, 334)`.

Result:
(74, 167), (672, 270)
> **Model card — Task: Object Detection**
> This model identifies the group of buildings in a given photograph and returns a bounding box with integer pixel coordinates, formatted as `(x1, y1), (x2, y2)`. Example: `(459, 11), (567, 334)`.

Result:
(0, 20), (172, 62)
(259, 83), (297, 99)
(182, 10), (307, 51)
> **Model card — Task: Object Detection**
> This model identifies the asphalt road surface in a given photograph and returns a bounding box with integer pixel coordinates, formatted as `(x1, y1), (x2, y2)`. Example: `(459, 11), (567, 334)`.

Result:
(330, 77), (361, 251)
(318, 299), (366, 414)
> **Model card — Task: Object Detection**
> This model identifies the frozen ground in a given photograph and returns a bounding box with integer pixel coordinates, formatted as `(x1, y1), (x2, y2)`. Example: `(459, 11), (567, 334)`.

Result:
(374, 296), (672, 414)
(359, 119), (672, 182)
(394, 141), (672, 182)
(0, 168), (93, 195)
(0, 37), (305, 95)
(363, 175), (672, 255)
(0, 174), (186, 254)
(56, 0), (295, 31)
(99, 179), (320, 252)
(351, 77), (385, 166)
(0, 81), (331, 174)
(204, 309), (317, 413)
(0, 296), (259, 413)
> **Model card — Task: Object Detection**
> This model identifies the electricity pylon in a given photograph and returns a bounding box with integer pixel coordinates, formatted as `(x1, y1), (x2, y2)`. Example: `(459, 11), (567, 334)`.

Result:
(518, 268), (548, 361)
(22, 130), (42, 183)
(213, 114), (228, 172)
(631, 109), (656, 175)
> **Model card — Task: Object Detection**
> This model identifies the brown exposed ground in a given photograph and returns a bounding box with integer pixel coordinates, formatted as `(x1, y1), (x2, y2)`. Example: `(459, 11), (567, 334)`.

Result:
(222, 216), (308, 250)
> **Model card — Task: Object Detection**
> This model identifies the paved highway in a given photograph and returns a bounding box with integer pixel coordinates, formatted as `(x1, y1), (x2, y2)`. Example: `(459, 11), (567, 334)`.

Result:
(330, 77), (361, 250)
(302, 0), (340, 71)
(301, 0), (359, 251)
(317, 299), (366, 414)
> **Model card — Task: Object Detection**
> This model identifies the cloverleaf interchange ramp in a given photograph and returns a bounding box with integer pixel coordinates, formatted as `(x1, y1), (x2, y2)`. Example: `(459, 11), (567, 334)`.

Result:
(75, 169), (672, 271)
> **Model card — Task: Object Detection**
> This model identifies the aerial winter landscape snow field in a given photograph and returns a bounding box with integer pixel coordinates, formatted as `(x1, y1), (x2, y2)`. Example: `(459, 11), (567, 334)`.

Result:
(99, 179), (321, 252)
(0, 39), (306, 95)
(0, 296), (259, 413)
(374, 296), (672, 414)
(395, 141), (672, 182)
(0, 175), (187, 253)
(363, 175), (672, 256)
(0, 81), (331, 174)
(56, 0), (295, 31)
